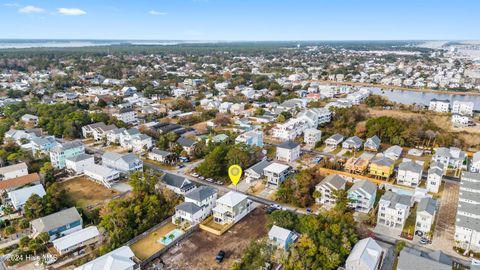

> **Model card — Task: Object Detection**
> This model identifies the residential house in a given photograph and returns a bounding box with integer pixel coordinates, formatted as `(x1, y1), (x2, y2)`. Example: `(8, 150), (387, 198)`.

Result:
(173, 186), (217, 225)
(75, 246), (137, 270)
(428, 99), (450, 113)
(432, 147), (467, 170)
(0, 173), (41, 193)
(84, 164), (120, 188)
(113, 108), (138, 125)
(49, 141), (85, 169)
(148, 148), (176, 164)
(397, 160), (424, 187)
(472, 151), (480, 172)
(304, 128), (322, 147)
(315, 174), (346, 206)
(415, 197), (437, 237)
(160, 173), (196, 195)
(348, 180), (377, 213)
(452, 100), (474, 116)
(364, 135), (381, 152)
(244, 160), (272, 183)
(377, 191), (413, 230)
(20, 114), (39, 126)
(455, 172), (480, 251)
(384, 145), (403, 161)
(31, 136), (58, 155)
(452, 113), (473, 127)
(268, 225), (298, 251)
(65, 154), (95, 174)
(82, 122), (118, 141)
(397, 247), (452, 270)
(31, 207), (82, 240)
(263, 162), (291, 188)
(325, 133), (344, 148)
(53, 226), (100, 255)
(119, 128), (153, 152)
(177, 137), (197, 156)
(0, 162), (28, 180)
(276, 141), (300, 163)
(369, 157), (395, 179)
(212, 191), (252, 225)
(102, 152), (143, 173)
(345, 237), (384, 270)
(235, 130), (263, 147)
(427, 162), (444, 193)
(7, 184), (46, 210)
(342, 136), (363, 151)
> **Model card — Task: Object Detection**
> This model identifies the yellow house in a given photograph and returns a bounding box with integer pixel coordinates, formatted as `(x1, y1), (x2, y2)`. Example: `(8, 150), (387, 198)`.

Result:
(369, 157), (394, 179)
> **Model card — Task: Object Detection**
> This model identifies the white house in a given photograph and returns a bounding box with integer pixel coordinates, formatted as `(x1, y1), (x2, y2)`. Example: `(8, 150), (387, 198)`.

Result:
(452, 113), (473, 127)
(432, 147), (467, 170)
(173, 186), (217, 225)
(161, 173), (196, 195)
(84, 164), (120, 188)
(342, 136), (363, 151)
(452, 100), (474, 116)
(415, 197), (437, 237)
(454, 172), (480, 251)
(384, 145), (403, 161)
(304, 128), (321, 147)
(315, 174), (346, 206)
(7, 184), (46, 210)
(348, 180), (377, 213)
(148, 148), (176, 164)
(427, 162), (444, 193)
(345, 237), (384, 270)
(20, 114), (39, 126)
(428, 99), (450, 113)
(82, 122), (118, 141)
(0, 162), (28, 180)
(75, 246), (137, 270)
(325, 134), (344, 148)
(65, 154), (95, 174)
(268, 225), (298, 251)
(276, 141), (300, 163)
(53, 226), (100, 255)
(377, 191), (413, 230)
(263, 162), (291, 188)
(113, 108), (138, 125)
(364, 135), (381, 152)
(397, 160), (424, 187)
(212, 191), (252, 225)
(102, 152), (143, 173)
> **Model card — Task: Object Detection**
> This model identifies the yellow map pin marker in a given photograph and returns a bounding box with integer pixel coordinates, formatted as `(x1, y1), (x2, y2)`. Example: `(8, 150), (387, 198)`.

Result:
(228, 165), (242, 186)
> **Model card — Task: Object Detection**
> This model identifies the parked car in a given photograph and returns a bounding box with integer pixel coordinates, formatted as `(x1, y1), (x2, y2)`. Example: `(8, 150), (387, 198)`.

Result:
(206, 178), (213, 182)
(266, 207), (276, 214)
(419, 237), (431, 245)
(178, 164), (185, 169)
(199, 176), (205, 180)
(216, 181), (223, 185)
(216, 250), (226, 263)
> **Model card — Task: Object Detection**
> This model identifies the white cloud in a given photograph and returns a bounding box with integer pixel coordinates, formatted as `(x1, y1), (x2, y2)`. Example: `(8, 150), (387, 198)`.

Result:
(149, 10), (167, 16)
(19, 5), (44, 13)
(4, 3), (20, 7)
(57, 8), (86, 16)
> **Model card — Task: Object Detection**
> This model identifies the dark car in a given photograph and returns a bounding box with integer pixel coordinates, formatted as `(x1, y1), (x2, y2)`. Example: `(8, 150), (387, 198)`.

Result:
(266, 207), (276, 214)
(215, 250), (226, 263)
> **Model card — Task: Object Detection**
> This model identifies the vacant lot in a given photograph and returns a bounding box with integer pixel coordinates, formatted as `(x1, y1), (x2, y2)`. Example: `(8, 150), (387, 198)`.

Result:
(153, 207), (268, 270)
(60, 176), (119, 209)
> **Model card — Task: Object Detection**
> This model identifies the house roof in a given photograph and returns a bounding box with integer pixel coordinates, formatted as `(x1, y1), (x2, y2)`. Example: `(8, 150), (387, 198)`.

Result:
(0, 173), (40, 190)
(346, 237), (383, 270)
(30, 207), (82, 233)
(397, 247), (451, 270)
(399, 160), (423, 174)
(385, 145), (403, 156)
(66, 153), (93, 163)
(177, 136), (196, 147)
(74, 246), (135, 270)
(175, 202), (201, 214)
(185, 186), (216, 202)
(319, 174), (346, 190)
(150, 148), (173, 157)
(8, 183), (46, 209)
(327, 133), (344, 142)
(161, 173), (195, 190)
(53, 226), (99, 252)
(51, 141), (83, 152)
(268, 225), (293, 240)
(247, 160), (273, 175)
(417, 197), (437, 216)
(277, 140), (299, 150)
(217, 191), (247, 207)
(365, 135), (381, 147)
(371, 156), (394, 167)
(0, 162), (27, 175)
(344, 136), (363, 146)
(264, 162), (290, 174)
(380, 191), (412, 209)
(349, 180), (377, 197)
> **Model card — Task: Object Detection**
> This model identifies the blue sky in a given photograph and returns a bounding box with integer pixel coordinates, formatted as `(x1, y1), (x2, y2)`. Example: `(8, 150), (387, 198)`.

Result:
(1, 0), (479, 40)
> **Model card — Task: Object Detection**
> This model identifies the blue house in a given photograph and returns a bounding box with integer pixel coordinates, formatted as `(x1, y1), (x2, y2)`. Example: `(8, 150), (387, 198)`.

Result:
(268, 225), (298, 251)
(30, 207), (83, 240)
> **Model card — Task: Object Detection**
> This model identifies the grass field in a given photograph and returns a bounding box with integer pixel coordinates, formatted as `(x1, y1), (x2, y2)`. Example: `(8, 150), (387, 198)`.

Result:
(60, 176), (119, 209)
(130, 222), (178, 260)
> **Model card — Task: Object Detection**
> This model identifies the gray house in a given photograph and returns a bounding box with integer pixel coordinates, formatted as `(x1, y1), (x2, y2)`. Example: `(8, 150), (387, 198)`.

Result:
(342, 136), (363, 150)
(397, 247), (451, 270)
(364, 135), (381, 152)
(161, 173), (196, 195)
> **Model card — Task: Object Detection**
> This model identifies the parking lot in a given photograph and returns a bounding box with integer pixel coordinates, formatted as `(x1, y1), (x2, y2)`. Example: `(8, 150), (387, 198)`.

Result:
(148, 207), (268, 270)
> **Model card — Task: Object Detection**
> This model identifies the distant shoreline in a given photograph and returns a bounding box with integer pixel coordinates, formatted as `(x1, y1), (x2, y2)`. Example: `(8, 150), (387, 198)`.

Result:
(309, 80), (480, 96)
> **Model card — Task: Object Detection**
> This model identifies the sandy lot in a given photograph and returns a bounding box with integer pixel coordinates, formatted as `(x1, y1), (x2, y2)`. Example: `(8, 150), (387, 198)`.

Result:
(130, 222), (178, 260)
(60, 176), (119, 209)
(150, 207), (268, 270)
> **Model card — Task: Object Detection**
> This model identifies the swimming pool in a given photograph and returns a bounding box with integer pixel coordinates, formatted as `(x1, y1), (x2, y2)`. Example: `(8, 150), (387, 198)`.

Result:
(158, 229), (184, 245)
